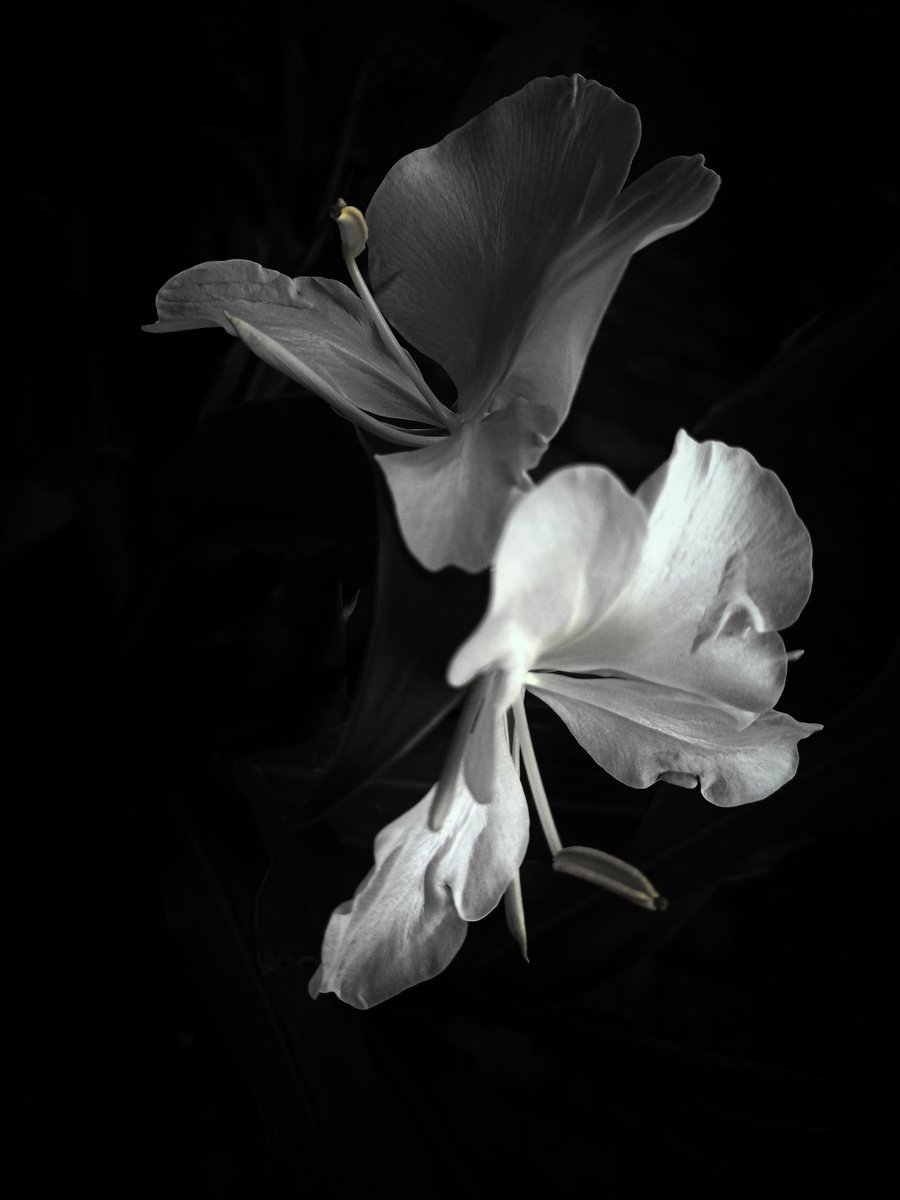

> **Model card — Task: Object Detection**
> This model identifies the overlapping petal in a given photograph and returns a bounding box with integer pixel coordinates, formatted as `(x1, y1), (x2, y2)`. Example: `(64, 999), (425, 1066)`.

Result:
(449, 463), (646, 682)
(377, 395), (556, 572)
(528, 672), (821, 807)
(367, 75), (720, 428)
(143, 260), (434, 424)
(550, 432), (813, 716)
(309, 737), (529, 1009)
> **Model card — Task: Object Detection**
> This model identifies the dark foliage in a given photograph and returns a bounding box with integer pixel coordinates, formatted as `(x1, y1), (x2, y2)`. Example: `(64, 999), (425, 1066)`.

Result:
(8, 2), (897, 1196)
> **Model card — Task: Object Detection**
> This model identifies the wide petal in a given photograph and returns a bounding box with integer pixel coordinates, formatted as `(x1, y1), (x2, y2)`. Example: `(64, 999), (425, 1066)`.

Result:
(367, 75), (718, 426)
(377, 395), (556, 572)
(528, 671), (821, 807)
(144, 260), (435, 425)
(308, 768), (529, 1009)
(449, 464), (646, 684)
(546, 432), (813, 716)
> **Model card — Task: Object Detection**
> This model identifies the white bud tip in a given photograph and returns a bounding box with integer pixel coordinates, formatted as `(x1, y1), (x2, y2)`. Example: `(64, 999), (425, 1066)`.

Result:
(330, 198), (368, 259)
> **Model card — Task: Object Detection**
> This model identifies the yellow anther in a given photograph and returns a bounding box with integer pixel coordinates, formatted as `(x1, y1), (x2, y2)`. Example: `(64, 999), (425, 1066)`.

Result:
(330, 198), (368, 260)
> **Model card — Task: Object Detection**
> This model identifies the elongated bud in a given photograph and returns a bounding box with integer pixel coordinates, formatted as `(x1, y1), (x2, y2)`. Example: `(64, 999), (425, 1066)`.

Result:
(330, 197), (368, 260)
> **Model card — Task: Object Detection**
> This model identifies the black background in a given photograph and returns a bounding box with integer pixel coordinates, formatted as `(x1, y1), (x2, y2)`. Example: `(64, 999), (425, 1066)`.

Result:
(9, 3), (898, 1196)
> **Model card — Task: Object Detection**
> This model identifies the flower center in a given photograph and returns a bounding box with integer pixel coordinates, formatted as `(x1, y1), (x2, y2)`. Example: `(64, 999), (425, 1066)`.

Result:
(331, 200), (459, 432)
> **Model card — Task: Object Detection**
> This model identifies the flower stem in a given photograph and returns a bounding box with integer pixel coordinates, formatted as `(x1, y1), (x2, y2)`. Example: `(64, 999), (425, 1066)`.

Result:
(513, 693), (562, 856)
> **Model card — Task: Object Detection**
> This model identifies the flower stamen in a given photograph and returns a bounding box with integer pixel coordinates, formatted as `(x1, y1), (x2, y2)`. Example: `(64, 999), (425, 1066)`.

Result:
(331, 199), (458, 431)
(513, 693), (666, 911)
(512, 693), (562, 855)
(503, 718), (529, 960)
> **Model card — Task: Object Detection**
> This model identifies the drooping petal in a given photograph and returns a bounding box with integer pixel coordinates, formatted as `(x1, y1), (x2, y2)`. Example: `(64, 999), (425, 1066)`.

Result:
(545, 432), (813, 717)
(528, 671), (820, 807)
(367, 75), (719, 427)
(377, 395), (556, 572)
(144, 260), (435, 426)
(449, 464), (646, 683)
(458, 671), (527, 809)
(309, 767), (529, 1009)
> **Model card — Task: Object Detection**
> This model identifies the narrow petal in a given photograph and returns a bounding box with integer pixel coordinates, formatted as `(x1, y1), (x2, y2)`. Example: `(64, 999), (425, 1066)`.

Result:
(368, 75), (718, 427)
(528, 671), (821, 807)
(377, 395), (556, 572)
(309, 770), (529, 1009)
(459, 671), (527, 808)
(144, 260), (435, 424)
(549, 432), (813, 715)
(449, 464), (646, 685)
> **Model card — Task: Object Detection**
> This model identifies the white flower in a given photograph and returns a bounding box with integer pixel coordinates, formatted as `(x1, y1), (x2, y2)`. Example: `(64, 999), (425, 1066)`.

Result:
(309, 432), (821, 1007)
(144, 76), (718, 571)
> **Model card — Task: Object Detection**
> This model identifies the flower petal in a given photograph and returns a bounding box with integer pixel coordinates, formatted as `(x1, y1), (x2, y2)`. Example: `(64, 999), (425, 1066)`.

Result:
(528, 671), (821, 807)
(309, 768), (529, 1008)
(377, 395), (556, 572)
(367, 75), (718, 427)
(449, 464), (646, 685)
(459, 672), (527, 810)
(144, 259), (435, 425)
(548, 432), (813, 716)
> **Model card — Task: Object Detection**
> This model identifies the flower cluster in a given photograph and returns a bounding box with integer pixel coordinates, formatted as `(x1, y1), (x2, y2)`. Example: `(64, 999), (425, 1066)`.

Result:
(146, 76), (820, 1008)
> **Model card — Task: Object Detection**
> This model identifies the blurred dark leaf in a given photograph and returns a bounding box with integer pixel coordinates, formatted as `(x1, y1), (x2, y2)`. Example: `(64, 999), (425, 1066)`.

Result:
(155, 395), (373, 550)
(297, 436), (490, 823)
(451, 1), (593, 125)
(0, 445), (129, 564)
(158, 775), (473, 1195)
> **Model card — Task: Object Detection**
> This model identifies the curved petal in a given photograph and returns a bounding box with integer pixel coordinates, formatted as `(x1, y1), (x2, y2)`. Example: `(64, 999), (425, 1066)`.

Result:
(528, 671), (821, 807)
(308, 772), (529, 1009)
(368, 75), (718, 425)
(377, 395), (556, 572)
(459, 671), (528, 809)
(144, 260), (435, 424)
(449, 464), (646, 685)
(547, 432), (813, 716)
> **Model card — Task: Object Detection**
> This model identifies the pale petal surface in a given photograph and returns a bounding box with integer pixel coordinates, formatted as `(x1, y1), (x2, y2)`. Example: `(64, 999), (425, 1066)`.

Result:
(367, 75), (720, 427)
(449, 463), (646, 682)
(539, 432), (813, 716)
(528, 672), (821, 807)
(377, 395), (556, 572)
(144, 260), (434, 423)
(309, 748), (529, 1009)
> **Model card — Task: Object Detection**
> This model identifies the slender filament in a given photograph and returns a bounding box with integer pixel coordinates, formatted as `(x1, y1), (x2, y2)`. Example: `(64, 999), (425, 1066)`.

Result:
(344, 255), (458, 431)
(513, 693), (562, 856)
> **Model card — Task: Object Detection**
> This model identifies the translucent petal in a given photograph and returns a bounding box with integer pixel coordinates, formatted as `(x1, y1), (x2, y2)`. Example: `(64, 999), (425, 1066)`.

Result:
(309, 765), (529, 1009)
(545, 432), (813, 716)
(449, 464), (646, 683)
(460, 671), (528, 808)
(144, 260), (434, 423)
(377, 395), (556, 572)
(528, 671), (821, 807)
(368, 75), (718, 427)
